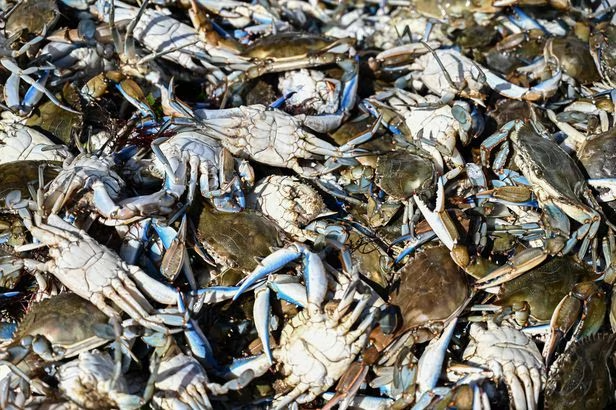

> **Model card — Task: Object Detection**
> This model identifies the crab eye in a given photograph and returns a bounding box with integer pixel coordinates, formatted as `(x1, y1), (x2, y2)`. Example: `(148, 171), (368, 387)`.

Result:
(378, 304), (400, 335)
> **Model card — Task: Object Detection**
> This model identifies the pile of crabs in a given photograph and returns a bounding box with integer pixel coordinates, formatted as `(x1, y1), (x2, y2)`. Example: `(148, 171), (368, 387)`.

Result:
(1, 0), (616, 408)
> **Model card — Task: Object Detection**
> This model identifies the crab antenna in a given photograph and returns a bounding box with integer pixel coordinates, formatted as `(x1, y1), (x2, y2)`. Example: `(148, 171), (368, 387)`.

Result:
(124, 0), (150, 60)
(420, 40), (457, 91)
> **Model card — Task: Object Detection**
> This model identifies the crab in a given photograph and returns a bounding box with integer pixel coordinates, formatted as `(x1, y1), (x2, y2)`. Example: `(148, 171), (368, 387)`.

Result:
(362, 88), (482, 182)
(193, 202), (284, 286)
(0, 2), (79, 117)
(226, 33), (359, 132)
(193, 104), (372, 177)
(576, 126), (616, 210)
(590, 22), (616, 86)
(489, 255), (597, 326)
(374, 46), (561, 103)
(370, 244), (470, 374)
(389, 244), (470, 344)
(43, 152), (130, 218)
(373, 149), (437, 239)
(92, 0), (243, 83)
(476, 120), (616, 289)
(0, 292), (117, 404)
(0, 121), (66, 165)
(354, 244), (470, 407)
(124, 129), (252, 217)
(277, 69), (343, 118)
(57, 350), (143, 410)
(0, 292), (112, 373)
(146, 332), (252, 410)
(462, 321), (546, 410)
(544, 333), (616, 409)
(24, 83), (83, 147)
(7, 195), (210, 359)
(198, 241), (346, 362)
(226, 280), (379, 409)
(247, 175), (332, 242)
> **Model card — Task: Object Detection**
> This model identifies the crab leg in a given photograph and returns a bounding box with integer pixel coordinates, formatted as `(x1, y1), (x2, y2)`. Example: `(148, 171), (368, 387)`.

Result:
(542, 281), (606, 364)
(483, 67), (562, 101)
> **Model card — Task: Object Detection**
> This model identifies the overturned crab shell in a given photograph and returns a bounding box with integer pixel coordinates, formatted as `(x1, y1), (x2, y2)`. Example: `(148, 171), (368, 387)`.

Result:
(278, 69), (341, 115)
(58, 350), (143, 410)
(248, 175), (332, 241)
(463, 322), (546, 410)
(0, 123), (66, 165)
(153, 350), (213, 410)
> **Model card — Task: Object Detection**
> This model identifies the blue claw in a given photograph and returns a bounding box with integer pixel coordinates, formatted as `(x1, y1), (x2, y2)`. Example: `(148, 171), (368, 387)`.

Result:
(338, 56), (359, 116)
(254, 286), (273, 363)
(233, 245), (305, 301)
(178, 293), (217, 366)
(252, 275), (309, 363)
(394, 231), (437, 264)
(234, 244), (327, 306)
(509, 7), (548, 34)
(269, 277), (307, 307)
(151, 221), (178, 250)
(269, 91), (297, 109)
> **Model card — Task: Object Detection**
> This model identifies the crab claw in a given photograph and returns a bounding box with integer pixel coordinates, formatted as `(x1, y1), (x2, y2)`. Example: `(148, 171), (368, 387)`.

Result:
(542, 281), (606, 365)
(254, 276), (309, 364)
(177, 293), (216, 365)
(233, 244), (327, 307)
(474, 247), (547, 289)
(416, 318), (458, 399)
(414, 177), (469, 269)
